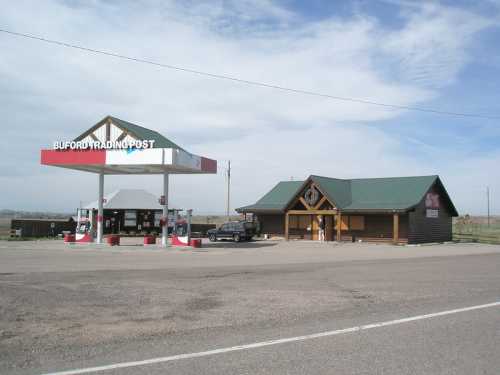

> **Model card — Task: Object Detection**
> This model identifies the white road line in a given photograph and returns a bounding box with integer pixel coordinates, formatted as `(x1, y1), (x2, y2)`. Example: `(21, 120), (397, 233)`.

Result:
(41, 301), (500, 375)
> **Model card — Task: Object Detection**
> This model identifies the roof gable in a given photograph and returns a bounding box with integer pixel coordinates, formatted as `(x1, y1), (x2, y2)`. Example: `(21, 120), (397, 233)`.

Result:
(428, 176), (459, 216)
(310, 175), (351, 208)
(74, 116), (185, 151)
(109, 116), (185, 150)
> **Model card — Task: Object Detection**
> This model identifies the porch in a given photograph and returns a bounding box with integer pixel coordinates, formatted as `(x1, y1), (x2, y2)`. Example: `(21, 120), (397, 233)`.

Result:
(285, 211), (406, 244)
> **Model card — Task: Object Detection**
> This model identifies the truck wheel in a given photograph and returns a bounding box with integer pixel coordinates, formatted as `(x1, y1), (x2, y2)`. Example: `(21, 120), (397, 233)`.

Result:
(233, 233), (241, 242)
(209, 234), (217, 242)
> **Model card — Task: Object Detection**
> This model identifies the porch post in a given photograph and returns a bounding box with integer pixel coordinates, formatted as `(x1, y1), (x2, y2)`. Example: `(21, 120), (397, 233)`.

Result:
(393, 213), (399, 244)
(285, 212), (289, 241)
(96, 171), (104, 244)
(161, 172), (170, 247)
(336, 211), (342, 242)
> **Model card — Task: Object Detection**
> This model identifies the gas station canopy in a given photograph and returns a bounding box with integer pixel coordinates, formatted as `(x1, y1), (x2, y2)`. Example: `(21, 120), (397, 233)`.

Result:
(40, 115), (217, 246)
(41, 116), (217, 175)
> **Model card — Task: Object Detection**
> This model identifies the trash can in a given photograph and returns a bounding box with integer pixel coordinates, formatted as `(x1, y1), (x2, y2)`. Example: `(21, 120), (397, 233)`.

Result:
(144, 235), (156, 245)
(64, 234), (75, 243)
(189, 239), (202, 248)
(106, 235), (120, 246)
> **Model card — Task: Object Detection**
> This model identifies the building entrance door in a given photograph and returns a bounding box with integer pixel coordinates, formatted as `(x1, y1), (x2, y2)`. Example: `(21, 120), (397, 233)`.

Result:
(325, 215), (334, 241)
(334, 215), (340, 241)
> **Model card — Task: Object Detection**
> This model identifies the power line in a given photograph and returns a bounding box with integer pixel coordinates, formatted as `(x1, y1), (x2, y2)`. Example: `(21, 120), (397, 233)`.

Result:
(1, 28), (500, 120)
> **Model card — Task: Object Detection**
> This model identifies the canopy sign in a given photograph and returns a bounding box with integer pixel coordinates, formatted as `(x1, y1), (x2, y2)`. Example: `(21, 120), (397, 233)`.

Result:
(54, 140), (155, 150)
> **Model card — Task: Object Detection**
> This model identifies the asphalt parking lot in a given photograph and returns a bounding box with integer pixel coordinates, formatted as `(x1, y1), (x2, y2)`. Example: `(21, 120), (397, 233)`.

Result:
(0, 240), (499, 375)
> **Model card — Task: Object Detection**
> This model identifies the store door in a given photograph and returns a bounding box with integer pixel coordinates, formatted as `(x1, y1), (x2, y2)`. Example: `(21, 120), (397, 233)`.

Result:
(325, 216), (334, 241)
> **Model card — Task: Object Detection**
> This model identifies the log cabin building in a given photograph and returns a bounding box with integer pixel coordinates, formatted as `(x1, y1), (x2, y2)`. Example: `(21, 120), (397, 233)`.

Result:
(236, 175), (458, 244)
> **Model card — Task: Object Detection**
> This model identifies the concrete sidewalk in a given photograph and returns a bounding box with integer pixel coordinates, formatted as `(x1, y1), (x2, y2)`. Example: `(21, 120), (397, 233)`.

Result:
(0, 239), (498, 273)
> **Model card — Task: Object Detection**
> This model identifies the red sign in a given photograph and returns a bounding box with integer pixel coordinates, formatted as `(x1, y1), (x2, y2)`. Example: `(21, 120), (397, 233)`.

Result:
(159, 217), (167, 227)
(40, 149), (106, 165)
(159, 195), (167, 206)
(425, 193), (439, 209)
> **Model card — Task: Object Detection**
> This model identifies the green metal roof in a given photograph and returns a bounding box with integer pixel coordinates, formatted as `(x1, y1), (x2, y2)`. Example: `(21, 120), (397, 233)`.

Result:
(109, 116), (185, 150)
(236, 175), (458, 215)
(346, 175), (438, 210)
(310, 175), (351, 208)
(75, 116), (185, 151)
(237, 181), (304, 212)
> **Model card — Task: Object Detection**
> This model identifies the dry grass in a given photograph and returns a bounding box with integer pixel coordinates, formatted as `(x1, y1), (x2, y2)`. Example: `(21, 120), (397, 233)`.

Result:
(191, 215), (242, 226)
(0, 218), (11, 236)
(453, 216), (500, 244)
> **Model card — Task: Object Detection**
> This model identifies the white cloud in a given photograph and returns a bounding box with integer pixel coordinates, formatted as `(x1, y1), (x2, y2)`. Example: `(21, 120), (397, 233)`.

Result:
(0, 0), (497, 214)
(380, 2), (495, 88)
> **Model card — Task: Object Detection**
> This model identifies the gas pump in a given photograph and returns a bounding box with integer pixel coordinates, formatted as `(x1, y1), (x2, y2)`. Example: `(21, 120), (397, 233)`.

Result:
(171, 209), (192, 246)
(75, 208), (94, 243)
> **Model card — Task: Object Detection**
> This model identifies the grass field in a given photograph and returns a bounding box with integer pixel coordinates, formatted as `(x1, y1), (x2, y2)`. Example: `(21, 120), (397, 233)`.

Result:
(0, 218), (11, 236)
(191, 215), (242, 225)
(453, 217), (500, 244)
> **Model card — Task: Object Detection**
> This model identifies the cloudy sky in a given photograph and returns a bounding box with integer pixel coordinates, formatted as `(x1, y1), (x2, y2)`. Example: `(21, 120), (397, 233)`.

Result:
(1, 0), (499, 215)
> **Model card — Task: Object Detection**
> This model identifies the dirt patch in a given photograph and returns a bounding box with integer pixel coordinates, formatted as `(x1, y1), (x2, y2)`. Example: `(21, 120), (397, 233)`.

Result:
(184, 296), (222, 312)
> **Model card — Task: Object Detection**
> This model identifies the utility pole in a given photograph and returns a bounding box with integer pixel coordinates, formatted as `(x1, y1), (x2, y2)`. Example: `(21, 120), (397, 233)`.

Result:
(226, 160), (231, 221)
(487, 186), (490, 227)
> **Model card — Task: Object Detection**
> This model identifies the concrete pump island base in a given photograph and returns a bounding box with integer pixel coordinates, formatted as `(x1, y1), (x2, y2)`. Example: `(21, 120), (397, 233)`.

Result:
(41, 115), (217, 247)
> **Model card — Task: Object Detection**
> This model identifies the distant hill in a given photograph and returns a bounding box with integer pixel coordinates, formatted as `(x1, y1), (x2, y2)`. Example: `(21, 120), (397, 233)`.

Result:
(0, 209), (73, 219)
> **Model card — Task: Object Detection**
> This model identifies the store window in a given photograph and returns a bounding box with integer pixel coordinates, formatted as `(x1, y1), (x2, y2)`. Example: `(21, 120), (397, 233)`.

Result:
(154, 211), (162, 227)
(300, 215), (311, 229)
(124, 210), (137, 227)
(340, 216), (349, 230)
(350, 216), (365, 230)
(289, 215), (311, 229)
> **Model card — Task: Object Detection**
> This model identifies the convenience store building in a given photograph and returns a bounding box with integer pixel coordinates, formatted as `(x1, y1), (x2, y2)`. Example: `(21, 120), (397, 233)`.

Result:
(237, 175), (458, 244)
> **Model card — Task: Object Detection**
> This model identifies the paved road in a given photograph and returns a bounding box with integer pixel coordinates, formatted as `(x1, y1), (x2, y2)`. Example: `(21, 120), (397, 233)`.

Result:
(0, 239), (498, 272)
(0, 241), (499, 374)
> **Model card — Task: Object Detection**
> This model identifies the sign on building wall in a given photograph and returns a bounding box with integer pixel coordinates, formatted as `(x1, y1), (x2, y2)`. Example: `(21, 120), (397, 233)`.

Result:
(426, 209), (439, 218)
(425, 193), (440, 218)
(154, 212), (176, 228)
(304, 186), (320, 206)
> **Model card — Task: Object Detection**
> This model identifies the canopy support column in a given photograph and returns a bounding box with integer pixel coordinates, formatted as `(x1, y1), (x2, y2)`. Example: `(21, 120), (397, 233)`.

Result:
(393, 213), (399, 244)
(285, 212), (290, 241)
(161, 172), (170, 247)
(336, 211), (342, 242)
(97, 172), (104, 244)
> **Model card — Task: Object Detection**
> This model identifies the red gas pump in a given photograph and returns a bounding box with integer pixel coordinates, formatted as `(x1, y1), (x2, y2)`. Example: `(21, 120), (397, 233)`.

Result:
(75, 208), (94, 243)
(171, 218), (190, 246)
(171, 209), (200, 247)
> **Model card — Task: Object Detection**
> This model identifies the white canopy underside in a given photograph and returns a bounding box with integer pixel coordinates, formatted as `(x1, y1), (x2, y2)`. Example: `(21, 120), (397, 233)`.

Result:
(83, 189), (179, 210)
